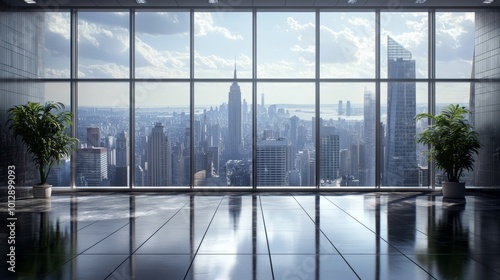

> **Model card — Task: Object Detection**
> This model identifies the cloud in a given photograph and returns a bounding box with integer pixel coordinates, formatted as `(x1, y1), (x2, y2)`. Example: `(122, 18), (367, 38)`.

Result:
(194, 52), (252, 78)
(78, 12), (129, 29)
(77, 15), (130, 70)
(135, 37), (189, 70)
(285, 17), (315, 65)
(78, 63), (128, 79)
(195, 13), (243, 40)
(136, 12), (189, 36)
(320, 26), (360, 64)
(435, 12), (475, 62)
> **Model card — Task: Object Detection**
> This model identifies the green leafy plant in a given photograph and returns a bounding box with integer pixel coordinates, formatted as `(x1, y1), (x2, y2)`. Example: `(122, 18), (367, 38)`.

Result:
(416, 104), (481, 183)
(7, 101), (78, 185)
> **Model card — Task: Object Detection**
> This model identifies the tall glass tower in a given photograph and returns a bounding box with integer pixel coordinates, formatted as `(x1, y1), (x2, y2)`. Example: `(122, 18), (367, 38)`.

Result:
(384, 36), (418, 186)
(473, 11), (500, 187)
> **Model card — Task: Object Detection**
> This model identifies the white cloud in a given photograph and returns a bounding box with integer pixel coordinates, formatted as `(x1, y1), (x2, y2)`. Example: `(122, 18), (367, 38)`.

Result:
(435, 12), (475, 62)
(194, 52), (252, 78)
(136, 12), (189, 36)
(195, 13), (243, 40)
(46, 13), (70, 40)
(78, 63), (128, 79)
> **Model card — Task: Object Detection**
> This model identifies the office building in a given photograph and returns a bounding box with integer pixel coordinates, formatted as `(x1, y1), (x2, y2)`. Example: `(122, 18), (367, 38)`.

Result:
(147, 122), (172, 186)
(320, 133), (340, 182)
(256, 138), (290, 186)
(384, 36), (419, 186)
(76, 147), (108, 186)
(473, 11), (500, 187)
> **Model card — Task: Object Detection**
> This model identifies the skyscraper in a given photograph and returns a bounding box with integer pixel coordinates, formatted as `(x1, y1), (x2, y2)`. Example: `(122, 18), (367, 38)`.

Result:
(87, 127), (101, 147)
(0, 12), (44, 187)
(363, 90), (376, 186)
(384, 36), (418, 186)
(289, 115), (299, 148)
(76, 147), (108, 186)
(320, 133), (340, 182)
(115, 131), (129, 186)
(256, 139), (290, 186)
(472, 11), (500, 187)
(147, 122), (172, 186)
(227, 64), (242, 160)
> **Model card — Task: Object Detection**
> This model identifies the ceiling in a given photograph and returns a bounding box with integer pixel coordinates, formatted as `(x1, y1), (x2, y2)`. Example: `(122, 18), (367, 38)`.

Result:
(1, 0), (499, 9)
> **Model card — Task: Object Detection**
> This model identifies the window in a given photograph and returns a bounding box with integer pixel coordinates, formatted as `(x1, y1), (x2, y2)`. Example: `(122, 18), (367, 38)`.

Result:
(76, 82), (129, 187)
(4, 9), (495, 189)
(78, 12), (129, 78)
(135, 12), (190, 78)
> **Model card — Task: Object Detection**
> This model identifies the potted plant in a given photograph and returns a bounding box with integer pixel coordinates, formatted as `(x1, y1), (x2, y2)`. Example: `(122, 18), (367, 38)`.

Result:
(416, 104), (481, 199)
(7, 101), (78, 198)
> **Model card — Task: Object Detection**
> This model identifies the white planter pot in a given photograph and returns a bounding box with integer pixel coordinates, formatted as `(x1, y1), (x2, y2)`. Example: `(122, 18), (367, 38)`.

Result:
(33, 184), (52, 198)
(442, 182), (466, 199)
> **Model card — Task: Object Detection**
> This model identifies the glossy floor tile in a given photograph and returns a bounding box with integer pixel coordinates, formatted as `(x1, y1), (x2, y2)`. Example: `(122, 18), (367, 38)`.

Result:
(1, 192), (500, 279)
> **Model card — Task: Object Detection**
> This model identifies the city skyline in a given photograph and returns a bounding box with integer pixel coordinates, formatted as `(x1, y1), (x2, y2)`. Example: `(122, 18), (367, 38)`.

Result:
(42, 11), (475, 105)
(3, 10), (485, 189)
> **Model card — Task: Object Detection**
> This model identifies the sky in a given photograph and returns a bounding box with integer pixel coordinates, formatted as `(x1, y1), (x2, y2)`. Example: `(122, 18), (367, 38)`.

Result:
(43, 11), (475, 107)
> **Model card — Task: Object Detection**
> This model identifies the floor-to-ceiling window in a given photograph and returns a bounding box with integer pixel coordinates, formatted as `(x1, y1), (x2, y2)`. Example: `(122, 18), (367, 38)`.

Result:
(2, 7), (499, 189)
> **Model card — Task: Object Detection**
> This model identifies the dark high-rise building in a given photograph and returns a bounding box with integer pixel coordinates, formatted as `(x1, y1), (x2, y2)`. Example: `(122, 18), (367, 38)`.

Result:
(115, 131), (129, 186)
(384, 36), (418, 186)
(147, 122), (172, 186)
(289, 115), (299, 148)
(76, 147), (108, 186)
(363, 90), (376, 186)
(227, 64), (242, 160)
(473, 11), (500, 187)
(0, 12), (44, 187)
(320, 133), (340, 181)
(87, 127), (101, 147)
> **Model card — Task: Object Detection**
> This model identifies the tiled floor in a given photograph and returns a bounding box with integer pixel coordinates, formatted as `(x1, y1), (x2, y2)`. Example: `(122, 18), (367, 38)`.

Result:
(1, 192), (500, 279)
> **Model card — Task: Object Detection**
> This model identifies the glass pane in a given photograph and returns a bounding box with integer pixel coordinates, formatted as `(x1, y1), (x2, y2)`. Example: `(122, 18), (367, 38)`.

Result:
(44, 12), (70, 78)
(256, 83), (315, 187)
(381, 82), (428, 187)
(436, 12), (475, 78)
(76, 83), (129, 187)
(473, 82), (500, 187)
(194, 79), (253, 188)
(1, 12), (45, 187)
(320, 83), (376, 188)
(135, 12), (190, 78)
(435, 83), (473, 186)
(135, 82), (190, 187)
(381, 12), (428, 79)
(45, 83), (71, 187)
(257, 12), (315, 78)
(78, 12), (129, 78)
(320, 12), (375, 78)
(194, 12), (251, 78)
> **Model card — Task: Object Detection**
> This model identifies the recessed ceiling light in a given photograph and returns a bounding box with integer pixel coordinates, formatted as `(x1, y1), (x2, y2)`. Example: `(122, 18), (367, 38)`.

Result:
(208, 0), (219, 3)
(415, 0), (427, 3)
(24, 0), (36, 3)
(347, 0), (357, 3)
(483, 0), (495, 3)
(135, 0), (147, 3)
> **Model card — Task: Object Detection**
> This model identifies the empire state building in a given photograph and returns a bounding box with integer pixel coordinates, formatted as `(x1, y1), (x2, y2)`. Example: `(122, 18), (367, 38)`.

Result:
(227, 64), (242, 160)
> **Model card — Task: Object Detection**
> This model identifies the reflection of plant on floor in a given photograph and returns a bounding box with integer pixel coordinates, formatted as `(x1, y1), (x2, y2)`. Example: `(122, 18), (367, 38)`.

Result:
(17, 212), (71, 277)
(420, 202), (470, 279)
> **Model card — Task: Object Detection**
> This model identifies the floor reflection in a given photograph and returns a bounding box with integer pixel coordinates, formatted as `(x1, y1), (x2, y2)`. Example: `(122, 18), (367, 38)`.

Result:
(0, 192), (499, 279)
